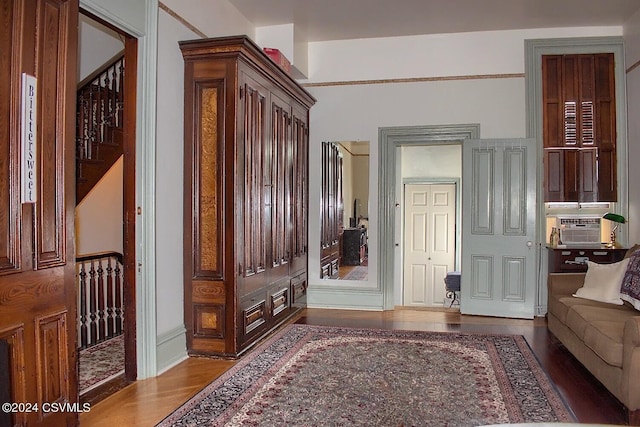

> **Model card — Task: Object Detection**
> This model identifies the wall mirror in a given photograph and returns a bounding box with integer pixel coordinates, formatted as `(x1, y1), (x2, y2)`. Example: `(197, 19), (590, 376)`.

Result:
(320, 141), (370, 281)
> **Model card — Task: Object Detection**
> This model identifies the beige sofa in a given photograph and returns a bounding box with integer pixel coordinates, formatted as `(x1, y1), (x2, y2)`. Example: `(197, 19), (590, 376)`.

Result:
(547, 272), (640, 425)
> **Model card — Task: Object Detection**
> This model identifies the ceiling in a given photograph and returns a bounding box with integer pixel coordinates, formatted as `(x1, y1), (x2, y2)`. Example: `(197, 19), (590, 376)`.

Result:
(228, 0), (640, 43)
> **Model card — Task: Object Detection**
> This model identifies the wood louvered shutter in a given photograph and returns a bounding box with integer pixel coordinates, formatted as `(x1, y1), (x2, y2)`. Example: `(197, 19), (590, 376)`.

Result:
(542, 53), (616, 202)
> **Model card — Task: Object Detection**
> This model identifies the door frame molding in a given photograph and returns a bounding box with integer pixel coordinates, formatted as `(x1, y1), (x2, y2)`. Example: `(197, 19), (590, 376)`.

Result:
(79, 0), (159, 378)
(378, 124), (480, 310)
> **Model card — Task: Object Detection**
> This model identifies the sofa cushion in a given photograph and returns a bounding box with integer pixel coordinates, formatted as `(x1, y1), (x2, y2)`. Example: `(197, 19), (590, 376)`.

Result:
(620, 247), (640, 310)
(583, 320), (625, 367)
(573, 259), (629, 305)
(565, 304), (635, 340)
(549, 295), (616, 324)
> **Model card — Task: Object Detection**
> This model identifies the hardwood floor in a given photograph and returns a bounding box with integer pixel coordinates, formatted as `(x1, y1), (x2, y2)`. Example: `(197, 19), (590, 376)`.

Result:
(80, 308), (629, 426)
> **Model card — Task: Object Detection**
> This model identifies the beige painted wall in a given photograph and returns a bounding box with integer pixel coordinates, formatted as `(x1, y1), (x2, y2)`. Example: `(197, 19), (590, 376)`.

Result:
(75, 157), (124, 255)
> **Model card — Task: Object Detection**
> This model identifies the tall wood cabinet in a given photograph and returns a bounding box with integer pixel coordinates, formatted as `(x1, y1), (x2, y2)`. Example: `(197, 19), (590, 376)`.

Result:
(180, 36), (315, 356)
(543, 53), (617, 202)
(320, 142), (343, 279)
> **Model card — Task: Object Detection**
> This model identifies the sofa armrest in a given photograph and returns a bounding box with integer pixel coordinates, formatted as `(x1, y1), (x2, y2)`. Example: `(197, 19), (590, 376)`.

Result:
(622, 316), (640, 411)
(547, 273), (586, 296)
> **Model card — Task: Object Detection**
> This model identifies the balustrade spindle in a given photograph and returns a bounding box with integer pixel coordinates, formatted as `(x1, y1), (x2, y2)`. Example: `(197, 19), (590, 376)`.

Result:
(76, 252), (124, 349)
(96, 260), (106, 342)
(114, 261), (123, 335)
(88, 260), (97, 345)
(79, 264), (88, 349)
(106, 260), (115, 337)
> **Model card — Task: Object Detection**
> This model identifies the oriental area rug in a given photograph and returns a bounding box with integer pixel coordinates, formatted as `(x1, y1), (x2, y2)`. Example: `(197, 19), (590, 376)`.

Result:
(157, 325), (575, 427)
(79, 334), (125, 394)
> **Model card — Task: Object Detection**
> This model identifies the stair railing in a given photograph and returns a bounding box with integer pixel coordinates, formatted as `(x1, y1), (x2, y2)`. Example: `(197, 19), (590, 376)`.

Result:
(76, 53), (124, 165)
(76, 251), (124, 349)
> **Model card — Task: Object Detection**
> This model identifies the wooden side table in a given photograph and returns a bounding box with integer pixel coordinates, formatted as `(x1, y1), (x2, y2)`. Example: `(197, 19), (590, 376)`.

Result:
(547, 246), (627, 273)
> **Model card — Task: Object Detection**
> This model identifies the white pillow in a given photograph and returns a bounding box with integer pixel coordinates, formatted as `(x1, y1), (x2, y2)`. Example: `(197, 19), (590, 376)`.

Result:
(573, 259), (630, 305)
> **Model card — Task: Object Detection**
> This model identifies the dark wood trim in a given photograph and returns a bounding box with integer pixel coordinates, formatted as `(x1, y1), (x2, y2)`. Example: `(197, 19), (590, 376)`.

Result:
(122, 34), (137, 382)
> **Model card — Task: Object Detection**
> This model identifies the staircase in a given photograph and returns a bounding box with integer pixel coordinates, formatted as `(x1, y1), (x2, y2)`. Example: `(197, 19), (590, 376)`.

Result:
(76, 53), (125, 203)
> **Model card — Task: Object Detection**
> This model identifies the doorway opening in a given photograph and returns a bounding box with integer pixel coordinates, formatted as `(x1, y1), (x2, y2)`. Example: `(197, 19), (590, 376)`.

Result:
(75, 10), (137, 404)
(378, 124), (480, 310)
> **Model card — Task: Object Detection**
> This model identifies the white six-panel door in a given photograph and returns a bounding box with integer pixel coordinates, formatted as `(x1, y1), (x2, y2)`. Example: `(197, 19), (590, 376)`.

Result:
(403, 183), (456, 307)
(461, 139), (537, 318)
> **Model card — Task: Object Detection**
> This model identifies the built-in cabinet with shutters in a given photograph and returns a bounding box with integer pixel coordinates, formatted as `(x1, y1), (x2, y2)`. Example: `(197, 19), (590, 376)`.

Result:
(180, 36), (315, 356)
(542, 53), (617, 202)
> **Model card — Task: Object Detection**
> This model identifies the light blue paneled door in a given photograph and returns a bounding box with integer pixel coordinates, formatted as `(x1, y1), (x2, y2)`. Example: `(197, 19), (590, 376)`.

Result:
(461, 139), (537, 318)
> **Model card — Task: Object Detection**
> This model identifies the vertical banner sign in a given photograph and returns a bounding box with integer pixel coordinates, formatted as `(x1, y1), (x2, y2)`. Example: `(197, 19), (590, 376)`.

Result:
(21, 73), (37, 203)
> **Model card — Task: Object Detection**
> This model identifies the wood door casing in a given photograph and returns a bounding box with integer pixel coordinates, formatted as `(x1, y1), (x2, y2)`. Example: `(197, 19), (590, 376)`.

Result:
(0, 0), (79, 426)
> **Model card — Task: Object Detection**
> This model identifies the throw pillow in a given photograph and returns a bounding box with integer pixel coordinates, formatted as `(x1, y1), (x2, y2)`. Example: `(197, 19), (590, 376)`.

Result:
(620, 248), (640, 310)
(624, 244), (640, 259)
(573, 259), (630, 305)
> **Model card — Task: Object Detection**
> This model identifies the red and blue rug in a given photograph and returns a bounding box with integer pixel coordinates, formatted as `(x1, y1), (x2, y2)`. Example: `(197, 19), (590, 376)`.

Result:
(158, 324), (574, 426)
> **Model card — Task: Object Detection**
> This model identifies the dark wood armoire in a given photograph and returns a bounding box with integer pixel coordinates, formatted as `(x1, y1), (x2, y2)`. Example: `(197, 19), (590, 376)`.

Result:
(180, 36), (315, 357)
(320, 142), (343, 279)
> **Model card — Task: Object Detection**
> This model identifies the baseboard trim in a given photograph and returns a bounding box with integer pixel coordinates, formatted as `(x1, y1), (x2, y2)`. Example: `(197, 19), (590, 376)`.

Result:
(156, 325), (187, 375)
(307, 287), (384, 310)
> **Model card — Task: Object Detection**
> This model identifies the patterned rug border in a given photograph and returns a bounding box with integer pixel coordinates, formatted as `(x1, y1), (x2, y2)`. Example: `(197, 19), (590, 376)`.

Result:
(157, 324), (576, 426)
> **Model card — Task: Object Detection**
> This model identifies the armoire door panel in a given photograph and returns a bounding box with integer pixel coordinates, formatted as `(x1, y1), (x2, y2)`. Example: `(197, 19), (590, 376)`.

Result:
(239, 73), (267, 278)
(269, 92), (291, 275)
(193, 81), (225, 279)
(290, 111), (308, 273)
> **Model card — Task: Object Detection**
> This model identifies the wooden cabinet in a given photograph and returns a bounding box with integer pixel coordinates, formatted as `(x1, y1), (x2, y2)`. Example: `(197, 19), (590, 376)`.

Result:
(543, 53), (617, 202)
(181, 36), (315, 356)
(547, 246), (626, 273)
(320, 142), (343, 279)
